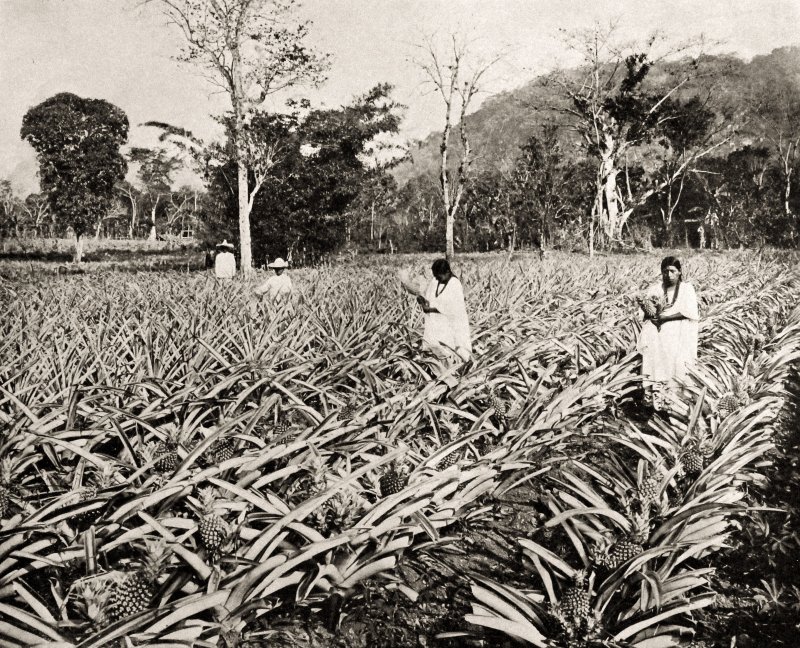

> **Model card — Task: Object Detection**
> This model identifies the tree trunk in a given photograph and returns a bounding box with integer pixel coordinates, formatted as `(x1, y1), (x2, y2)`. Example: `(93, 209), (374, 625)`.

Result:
(445, 211), (454, 261)
(129, 203), (137, 238)
(74, 233), (84, 263)
(237, 160), (251, 276)
(232, 57), (252, 277)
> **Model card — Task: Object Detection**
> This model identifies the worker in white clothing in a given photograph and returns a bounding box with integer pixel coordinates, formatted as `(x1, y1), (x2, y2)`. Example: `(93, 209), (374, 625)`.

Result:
(255, 257), (293, 299)
(214, 240), (236, 279)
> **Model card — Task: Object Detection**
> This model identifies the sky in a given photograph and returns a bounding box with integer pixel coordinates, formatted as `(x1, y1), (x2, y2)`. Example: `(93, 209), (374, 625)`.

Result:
(2, 0), (800, 195)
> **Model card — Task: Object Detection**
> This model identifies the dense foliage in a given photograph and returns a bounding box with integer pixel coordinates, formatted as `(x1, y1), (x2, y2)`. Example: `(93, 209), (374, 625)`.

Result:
(5, 48), (800, 261)
(19, 92), (129, 259)
(0, 251), (799, 646)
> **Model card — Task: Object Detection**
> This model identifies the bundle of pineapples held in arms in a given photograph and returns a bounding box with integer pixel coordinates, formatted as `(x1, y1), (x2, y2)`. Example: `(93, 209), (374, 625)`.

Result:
(636, 292), (666, 330)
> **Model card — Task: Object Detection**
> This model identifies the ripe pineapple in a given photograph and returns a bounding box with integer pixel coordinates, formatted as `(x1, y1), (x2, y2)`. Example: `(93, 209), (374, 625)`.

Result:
(201, 436), (236, 467)
(379, 463), (407, 497)
(152, 439), (180, 473)
(438, 449), (463, 469)
(681, 444), (705, 476)
(637, 471), (661, 510)
(717, 393), (739, 418)
(108, 541), (168, 621)
(560, 570), (591, 623)
(637, 293), (664, 320)
(196, 488), (227, 554)
(0, 458), (20, 519)
(487, 383), (510, 429)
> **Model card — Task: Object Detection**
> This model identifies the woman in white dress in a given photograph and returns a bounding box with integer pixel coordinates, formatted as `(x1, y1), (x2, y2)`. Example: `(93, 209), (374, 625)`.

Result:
(637, 256), (699, 404)
(416, 259), (472, 365)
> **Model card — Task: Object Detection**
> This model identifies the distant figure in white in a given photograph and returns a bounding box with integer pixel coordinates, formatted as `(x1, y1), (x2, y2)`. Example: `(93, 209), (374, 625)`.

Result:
(255, 257), (293, 299)
(413, 258), (472, 365)
(637, 255), (699, 406)
(214, 240), (236, 279)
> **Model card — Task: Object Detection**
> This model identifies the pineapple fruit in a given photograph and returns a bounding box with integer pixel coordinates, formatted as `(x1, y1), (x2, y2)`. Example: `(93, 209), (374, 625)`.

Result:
(0, 458), (14, 518)
(152, 439), (180, 473)
(108, 540), (168, 621)
(438, 413), (464, 468)
(681, 444), (706, 476)
(556, 569), (593, 633)
(595, 516), (649, 569)
(196, 487), (227, 554)
(487, 382), (510, 429)
(717, 393), (739, 418)
(379, 462), (407, 497)
(0, 457), (25, 519)
(637, 470), (661, 510)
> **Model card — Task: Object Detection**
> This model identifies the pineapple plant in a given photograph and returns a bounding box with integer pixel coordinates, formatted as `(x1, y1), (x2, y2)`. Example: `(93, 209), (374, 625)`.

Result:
(196, 487), (227, 554)
(108, 540), (169, 621)
(553, 569), (596, 640)
(379, 462), (408, 497)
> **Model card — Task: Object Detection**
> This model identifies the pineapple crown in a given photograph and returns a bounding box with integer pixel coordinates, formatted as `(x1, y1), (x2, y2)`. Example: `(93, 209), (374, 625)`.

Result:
(138, 538), (171, 583)
(197, 486), (219, 513)
(0, 457), (16, 485)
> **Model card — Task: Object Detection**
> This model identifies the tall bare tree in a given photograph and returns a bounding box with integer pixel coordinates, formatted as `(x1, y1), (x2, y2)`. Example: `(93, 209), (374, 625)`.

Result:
(149, 0), (327, 275)
(552, 23), (711, 252)
(413, 34), (499, 261)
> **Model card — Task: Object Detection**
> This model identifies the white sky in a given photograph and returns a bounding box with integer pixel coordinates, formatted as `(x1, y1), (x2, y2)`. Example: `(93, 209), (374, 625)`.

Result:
(2, 0), (799, 195)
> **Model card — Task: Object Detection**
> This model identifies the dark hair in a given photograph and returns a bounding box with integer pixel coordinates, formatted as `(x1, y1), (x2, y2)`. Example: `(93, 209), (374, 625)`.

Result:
(431, 258), (452, 276)
(660, 256), (683, 306)
(660, 256), (682, 273)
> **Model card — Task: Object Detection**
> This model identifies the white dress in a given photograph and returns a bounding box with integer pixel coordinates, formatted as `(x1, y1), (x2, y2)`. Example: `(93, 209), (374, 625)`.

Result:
(214, 252), (236, 279)
(637, 280), (699, 389)
(422, 277), (472, 362)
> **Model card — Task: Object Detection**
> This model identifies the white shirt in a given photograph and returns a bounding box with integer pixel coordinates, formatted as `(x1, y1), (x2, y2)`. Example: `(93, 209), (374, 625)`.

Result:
(214, 252), (236, 279)
(256, 273), (293, 298)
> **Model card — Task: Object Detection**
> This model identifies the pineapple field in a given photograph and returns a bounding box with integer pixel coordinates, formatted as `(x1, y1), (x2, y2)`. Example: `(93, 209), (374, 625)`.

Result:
(1, 250), (799, 647)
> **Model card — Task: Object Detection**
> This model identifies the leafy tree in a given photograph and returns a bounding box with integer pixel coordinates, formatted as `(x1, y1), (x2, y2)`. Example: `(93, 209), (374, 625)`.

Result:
(696, 146), (776, 247)
(745, 47), (800, 240)
(128, 147), (182, 240)
(151, 0), (328, 276)
(20, 92), (128, 261)
(548, 25), (712, 251)
(651, 95), (721, 244)
(0, 180), (22, 238)
(204, 84), (401, 264)
(21, 193), (53, 238)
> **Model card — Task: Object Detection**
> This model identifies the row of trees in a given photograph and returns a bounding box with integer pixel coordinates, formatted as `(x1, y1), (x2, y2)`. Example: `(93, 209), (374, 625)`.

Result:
(8, 7), (800, 264)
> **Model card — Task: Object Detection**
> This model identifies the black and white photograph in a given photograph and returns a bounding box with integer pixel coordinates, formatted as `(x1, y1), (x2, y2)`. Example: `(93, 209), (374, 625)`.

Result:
(1, 1), (799, 645)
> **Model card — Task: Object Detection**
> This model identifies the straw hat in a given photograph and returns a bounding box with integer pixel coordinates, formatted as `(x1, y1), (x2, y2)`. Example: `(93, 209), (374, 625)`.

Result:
(216, 239), (234, 250)
(268, 257), (289, 269)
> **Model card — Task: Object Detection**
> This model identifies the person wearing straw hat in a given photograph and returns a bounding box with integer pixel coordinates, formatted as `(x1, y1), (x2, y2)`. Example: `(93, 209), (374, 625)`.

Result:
(214, 240), (236, 279)
(255, 257), (293, 299)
